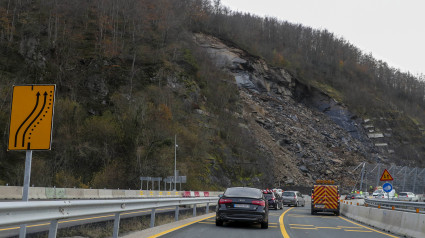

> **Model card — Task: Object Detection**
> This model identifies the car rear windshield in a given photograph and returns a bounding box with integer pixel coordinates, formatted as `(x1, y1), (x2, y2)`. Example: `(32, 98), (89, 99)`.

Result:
(283, 192), (295, 196)
(264, 194), (273, 199)
(398, 193), (407, 196)
(224, 187), (262, 198)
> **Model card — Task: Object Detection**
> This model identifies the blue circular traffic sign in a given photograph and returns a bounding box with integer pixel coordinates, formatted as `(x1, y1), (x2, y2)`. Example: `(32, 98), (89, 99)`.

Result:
(383, 182), (393, 193)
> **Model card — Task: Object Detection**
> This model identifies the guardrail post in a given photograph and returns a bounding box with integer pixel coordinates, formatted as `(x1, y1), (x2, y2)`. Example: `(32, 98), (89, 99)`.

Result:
(193, 204), (197, 217)
(20, 150), (33, 238)
(206, 203), (209, 214)
(150, 208), (156, 228)
(48, 220), (58, 238)
(19, 225), (27, 238)
(175, 205), (179, 221)
(113, 213), (120, 238)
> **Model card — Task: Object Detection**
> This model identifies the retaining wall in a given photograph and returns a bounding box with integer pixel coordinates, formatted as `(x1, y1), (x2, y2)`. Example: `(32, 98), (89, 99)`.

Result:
(341, 201), (425, 237)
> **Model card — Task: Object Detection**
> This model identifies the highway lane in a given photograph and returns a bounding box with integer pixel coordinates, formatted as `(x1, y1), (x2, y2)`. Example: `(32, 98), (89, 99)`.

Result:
(147, 206), (400, 238)
(1, 203), (401, 238)
(282, 206), (399, 238)
(155, 208), (285, 238)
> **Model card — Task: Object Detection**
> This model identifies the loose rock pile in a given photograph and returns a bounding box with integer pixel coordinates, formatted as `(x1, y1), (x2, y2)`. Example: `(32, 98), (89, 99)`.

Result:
(194, 33), (378, 189)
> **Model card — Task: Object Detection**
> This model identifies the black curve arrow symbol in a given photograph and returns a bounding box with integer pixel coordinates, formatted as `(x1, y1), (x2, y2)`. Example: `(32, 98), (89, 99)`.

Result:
(22, 92), (47, 148)
(14, 92), (40, 147)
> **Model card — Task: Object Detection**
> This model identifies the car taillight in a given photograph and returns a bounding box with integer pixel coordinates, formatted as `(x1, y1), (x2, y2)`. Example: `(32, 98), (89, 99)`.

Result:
(272, 197), (275, 200)
(219, 198), (232, 204)
(252, 200), (265, 206)
(311, 194), (314, 199)
(294, 195), (296, 199)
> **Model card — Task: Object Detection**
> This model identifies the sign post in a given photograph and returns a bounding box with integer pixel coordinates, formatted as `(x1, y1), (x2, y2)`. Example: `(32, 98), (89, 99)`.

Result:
(382, 182), (393, 200)
(8, 85), (56, 238)
(380, 169), (394, 200)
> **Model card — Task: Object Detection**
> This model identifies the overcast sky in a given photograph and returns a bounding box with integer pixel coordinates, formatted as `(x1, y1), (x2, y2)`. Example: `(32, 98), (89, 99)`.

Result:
(220, 0), (424, 76)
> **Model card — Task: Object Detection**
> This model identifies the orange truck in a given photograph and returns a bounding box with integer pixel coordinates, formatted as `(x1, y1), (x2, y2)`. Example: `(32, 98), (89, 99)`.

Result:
(311, 180), (340, 216)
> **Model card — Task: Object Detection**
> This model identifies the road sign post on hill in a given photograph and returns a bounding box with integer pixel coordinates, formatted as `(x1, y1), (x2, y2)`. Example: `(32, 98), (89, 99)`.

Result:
(7, 85), (56, 238)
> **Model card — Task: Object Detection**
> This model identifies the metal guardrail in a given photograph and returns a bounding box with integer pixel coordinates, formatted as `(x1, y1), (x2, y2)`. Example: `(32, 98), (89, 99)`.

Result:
(365, 198), (425, 213)
(0, 197), (218, 238)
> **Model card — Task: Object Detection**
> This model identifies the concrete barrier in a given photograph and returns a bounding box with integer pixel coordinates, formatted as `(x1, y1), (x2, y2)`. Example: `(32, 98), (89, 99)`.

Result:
(64, 188), (84, 199)
(99, 189), (113, 199)
(112, 189), (126, 198)
(0, 186), (221, 200)
(1, 186), (22, 199)
(125, 190), (139, 198)
(31, 187), (47, 199)
(342, 201), (425, 237)
(83, 188), (99, 199)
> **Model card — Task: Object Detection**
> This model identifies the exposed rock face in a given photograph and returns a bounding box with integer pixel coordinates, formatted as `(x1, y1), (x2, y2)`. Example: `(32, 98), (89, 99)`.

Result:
(194, 33), (377, 189)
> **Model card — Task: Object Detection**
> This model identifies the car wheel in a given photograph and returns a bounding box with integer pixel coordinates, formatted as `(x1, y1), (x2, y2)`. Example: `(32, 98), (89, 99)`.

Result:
(261, 221), (268, 229)
(335, 211), (340, 216)
(216, 219), (223, 226)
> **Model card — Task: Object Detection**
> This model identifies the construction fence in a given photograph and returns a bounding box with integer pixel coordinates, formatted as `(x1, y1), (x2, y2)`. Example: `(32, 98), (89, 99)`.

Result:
(350, 163), (425, 195)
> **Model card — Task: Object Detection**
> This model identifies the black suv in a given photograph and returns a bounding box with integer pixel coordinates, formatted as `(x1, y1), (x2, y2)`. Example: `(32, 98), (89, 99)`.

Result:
(263, 190), (283, 210)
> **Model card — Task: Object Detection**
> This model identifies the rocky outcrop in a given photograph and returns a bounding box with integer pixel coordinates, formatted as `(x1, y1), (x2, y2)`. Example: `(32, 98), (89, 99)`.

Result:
(194, 33), (377, 189)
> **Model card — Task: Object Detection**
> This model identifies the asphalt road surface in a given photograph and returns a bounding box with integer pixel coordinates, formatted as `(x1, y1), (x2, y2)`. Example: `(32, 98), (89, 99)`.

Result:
(0, 205), (401, 238)
(149, 206), (400, 238)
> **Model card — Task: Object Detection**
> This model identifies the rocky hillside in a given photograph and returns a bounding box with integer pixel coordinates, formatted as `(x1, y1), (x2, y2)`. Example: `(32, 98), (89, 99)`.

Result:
(2, 0), (424, 192)
(194, 33), (380, 190)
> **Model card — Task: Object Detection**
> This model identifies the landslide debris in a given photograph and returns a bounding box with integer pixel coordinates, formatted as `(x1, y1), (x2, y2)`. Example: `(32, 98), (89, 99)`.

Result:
(194, 33), (377, 189)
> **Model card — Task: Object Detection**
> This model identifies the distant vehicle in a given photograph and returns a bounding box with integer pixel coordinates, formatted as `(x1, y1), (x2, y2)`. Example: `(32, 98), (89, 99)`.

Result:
(397, 192), (419, 202)
(216, 187), (269, 229)
(352, 194), (365, 199)
(263, 190), (283, 210)
(282, 191), (305, 207)
(346, 194), (364, 200)
(372, 189), (384, 197)
(374, 189), (396, 199)
(272, 188), (283, 196)
(311, 180), (340, 216)
(376, 193), (393, 199)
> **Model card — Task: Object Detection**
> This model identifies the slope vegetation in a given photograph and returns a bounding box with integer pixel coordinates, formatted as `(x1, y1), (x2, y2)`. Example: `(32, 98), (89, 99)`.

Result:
(0, 0), (424, 190)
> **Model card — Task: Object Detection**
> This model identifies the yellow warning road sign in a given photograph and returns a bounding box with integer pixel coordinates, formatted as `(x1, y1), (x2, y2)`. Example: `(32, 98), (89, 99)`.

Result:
(8, 85), (56, 150)
(380, 169), (394, 181)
